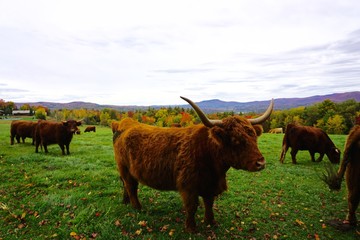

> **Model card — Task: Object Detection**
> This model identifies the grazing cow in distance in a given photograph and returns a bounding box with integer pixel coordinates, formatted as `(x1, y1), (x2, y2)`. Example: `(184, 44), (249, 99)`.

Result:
(84, 126), (96, 132)
(35, 120), (82, 155)
(280, 123), (340, 164)
(323, 125), (360, 230)
(113, 96), (274, 232)
(10, 120), (37, 145)
(268, 127), (283, 134)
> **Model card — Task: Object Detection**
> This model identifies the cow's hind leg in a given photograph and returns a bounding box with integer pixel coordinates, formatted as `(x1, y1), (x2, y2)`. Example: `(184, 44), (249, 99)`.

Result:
(119, 167), (141, 210)
(180, 191), (199, 232)
(203, 196), (217, 226)
(119, 176), (130, 204)
(290, 149), (298, 164)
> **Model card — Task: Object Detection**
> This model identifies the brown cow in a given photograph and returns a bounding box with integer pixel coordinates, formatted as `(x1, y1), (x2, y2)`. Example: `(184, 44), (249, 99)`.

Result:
(280, 123), (340, 164)
(84, 126), (96, 132)
(113, 96), (273, 232)
(10, 120), (37, 145)
(35, 120), (82, 155)
(324, 125), (360, 230)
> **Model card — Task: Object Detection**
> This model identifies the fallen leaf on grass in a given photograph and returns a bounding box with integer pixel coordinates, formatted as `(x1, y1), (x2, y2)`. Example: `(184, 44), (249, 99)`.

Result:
(160, 224), (169, 232)
(295, 219), (305, 226)
(114, 219), (121, 227)
(314, 233), (320, 240)
(138, 220), (147, 227)
(169, 229), (175, 236)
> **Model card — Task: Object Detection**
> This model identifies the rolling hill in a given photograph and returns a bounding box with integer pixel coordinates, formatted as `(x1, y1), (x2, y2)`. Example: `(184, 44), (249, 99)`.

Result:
(16, 91), (360, 113)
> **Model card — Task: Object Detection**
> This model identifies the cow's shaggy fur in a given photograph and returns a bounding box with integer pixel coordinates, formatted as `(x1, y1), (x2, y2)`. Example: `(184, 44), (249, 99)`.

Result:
(113, 110), (271, 232)
(325, 125), (360, 229)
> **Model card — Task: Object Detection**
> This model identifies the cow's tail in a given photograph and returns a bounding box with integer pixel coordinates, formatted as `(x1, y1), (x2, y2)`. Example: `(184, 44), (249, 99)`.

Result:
(279, 126), (290, 163)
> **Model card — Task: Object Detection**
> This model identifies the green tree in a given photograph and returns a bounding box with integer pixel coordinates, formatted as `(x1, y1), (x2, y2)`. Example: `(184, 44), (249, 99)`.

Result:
(100, 112), (110, 126)
(35, 108), (47, 120)
(326, 114), (345, 134)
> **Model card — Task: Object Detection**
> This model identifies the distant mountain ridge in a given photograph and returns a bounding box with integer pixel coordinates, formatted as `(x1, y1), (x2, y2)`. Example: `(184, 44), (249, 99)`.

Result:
(16, 91), (360, 113)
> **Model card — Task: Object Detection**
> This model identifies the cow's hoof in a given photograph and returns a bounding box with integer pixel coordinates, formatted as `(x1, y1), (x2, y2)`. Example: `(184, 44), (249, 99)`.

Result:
(327, 219), (356, 231)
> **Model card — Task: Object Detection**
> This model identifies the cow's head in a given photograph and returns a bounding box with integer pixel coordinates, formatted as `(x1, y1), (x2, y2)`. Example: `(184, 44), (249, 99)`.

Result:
(181, 96), (274, 172)
(62, 120), (82, 134)
(328, 147), (341, 164)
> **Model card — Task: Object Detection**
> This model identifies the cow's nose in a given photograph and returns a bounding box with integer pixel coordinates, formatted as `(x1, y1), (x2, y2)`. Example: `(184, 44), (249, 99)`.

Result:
(256, 158), (266, 170)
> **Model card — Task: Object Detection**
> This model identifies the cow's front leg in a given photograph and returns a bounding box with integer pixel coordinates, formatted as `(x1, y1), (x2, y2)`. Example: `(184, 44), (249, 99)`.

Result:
(59, 144), (65, 155)
(181, 191), (199, 232)
(290, 149), (298, 164)
(203, 196), (217, 226)
(43, 144), (49, 153)
(316, 153), (324, 162)
(346, 178), (359, 226)
(309, 151), (316, 162)
(65, 144), (70, 155)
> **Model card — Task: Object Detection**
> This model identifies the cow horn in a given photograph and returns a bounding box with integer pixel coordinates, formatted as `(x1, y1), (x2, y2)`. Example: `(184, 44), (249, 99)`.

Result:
(180, 96), (221, 128)
(248, 99), (274, 125)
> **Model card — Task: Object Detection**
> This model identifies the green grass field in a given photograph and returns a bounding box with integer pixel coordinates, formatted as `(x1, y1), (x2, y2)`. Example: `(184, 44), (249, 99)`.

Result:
(0, 119), (358, 239)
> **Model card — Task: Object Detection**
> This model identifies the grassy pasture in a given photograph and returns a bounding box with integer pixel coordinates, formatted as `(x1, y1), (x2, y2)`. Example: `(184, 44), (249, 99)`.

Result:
(0, 119), (359, 239)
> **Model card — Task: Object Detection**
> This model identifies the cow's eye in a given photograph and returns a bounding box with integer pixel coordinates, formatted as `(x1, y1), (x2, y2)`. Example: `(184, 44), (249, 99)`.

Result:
(231, 136), (243, 145)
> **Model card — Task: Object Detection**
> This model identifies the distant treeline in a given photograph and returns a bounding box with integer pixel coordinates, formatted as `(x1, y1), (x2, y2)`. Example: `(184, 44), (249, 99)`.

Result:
(1, 98), (359, 134)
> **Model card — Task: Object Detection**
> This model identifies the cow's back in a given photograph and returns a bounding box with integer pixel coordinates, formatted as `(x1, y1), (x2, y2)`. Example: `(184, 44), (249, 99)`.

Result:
(114, 119), (200, 190)
(17, 121), (37, 137)
(37, 121), (63, 144)
(285, 124), (325, 151)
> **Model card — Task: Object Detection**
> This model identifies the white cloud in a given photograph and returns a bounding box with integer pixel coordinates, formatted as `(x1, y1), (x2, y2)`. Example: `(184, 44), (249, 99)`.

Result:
(0, 0), (360, 105)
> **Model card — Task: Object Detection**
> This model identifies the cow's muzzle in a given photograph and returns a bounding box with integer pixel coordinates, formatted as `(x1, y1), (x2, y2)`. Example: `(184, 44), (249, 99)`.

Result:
(256, 158), (266, 170)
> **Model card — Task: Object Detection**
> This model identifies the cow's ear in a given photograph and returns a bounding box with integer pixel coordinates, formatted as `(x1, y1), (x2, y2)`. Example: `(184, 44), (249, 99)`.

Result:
(253, 125), (263, 136)
(210, 127), (227, 145)
(77, 121), (82, 126)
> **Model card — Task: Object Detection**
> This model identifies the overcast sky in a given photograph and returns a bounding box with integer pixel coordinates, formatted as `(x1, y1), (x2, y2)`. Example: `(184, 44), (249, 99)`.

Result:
(0, 0), (359, 106)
